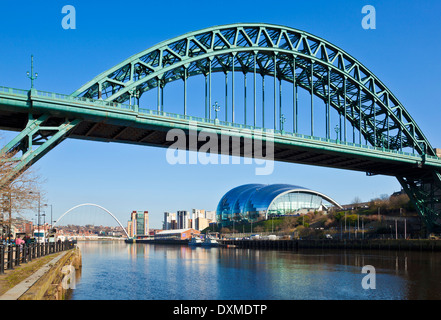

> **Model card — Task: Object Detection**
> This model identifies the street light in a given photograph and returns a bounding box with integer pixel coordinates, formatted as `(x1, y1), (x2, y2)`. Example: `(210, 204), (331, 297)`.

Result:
(26, 55), (38, 89)
(129, 88), (139, 107)
(212, 102), (220, 120)
(42, 204), (53, 229)
(29, 191), (42, 242)
(335, 125), (340, 142)
(280, 114), (286, 132)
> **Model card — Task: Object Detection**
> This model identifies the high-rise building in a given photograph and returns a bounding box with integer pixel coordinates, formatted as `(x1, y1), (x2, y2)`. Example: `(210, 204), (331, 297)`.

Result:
(127, 220), (133, 237)
(192, 209), (205, 220)
(163, 212), (176, 230)
(195, 217), (210, 231)
(205, 210), (216, 222)
(128, 211), (149, 237)
(177, 210), (189, 229)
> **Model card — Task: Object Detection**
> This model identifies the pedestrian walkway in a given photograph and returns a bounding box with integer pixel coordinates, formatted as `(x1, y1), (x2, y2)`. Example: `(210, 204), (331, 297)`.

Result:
(0, 251), (67, 300)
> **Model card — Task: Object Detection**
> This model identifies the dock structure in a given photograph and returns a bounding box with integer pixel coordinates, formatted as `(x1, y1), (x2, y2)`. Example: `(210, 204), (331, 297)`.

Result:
(219, 239), (441, 252)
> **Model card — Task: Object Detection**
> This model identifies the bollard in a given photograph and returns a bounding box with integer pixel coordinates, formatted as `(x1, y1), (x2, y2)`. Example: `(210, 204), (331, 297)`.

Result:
(15, 246), (20, 267)
(28, 244), (32, 262)
(22, 244), (27, 263)
(0, 246), (4, 274)
(7, 245), (13, 270)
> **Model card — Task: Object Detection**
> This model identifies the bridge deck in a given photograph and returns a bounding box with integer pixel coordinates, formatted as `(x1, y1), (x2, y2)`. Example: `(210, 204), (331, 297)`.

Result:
(0, 87), (440, 179)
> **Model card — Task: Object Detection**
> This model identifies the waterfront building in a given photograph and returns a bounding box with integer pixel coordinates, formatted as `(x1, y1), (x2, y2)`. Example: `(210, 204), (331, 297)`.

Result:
(177, 210), (190, 229)
(154, 228), (200, 241)
(216, 184), (342, 227)
(127, 221), (133, 237)
(195, 217), (210, 231)
(128, 211), (149, 237)
(205, 210), (216, 222)
(192, 209), (205, 222)
(163, 212), (177, 230)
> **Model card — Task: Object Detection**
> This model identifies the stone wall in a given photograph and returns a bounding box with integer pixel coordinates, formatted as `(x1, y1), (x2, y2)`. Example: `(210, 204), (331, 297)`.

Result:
(19, 247), (82, 300)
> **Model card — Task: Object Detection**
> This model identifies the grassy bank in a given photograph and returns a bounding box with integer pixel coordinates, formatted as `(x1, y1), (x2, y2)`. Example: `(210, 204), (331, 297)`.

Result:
(0, 252), (63, 296)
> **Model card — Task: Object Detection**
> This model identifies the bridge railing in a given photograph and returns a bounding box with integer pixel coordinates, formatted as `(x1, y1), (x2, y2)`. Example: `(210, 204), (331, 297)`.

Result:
(0, 86), (29, 97)
(32, 89), (135, 111)
(139, 108), (436, 160)
(0, 85), (438, 161)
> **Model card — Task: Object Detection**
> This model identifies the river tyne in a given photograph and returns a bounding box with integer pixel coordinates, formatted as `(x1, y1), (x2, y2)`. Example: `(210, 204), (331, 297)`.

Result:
(70, 241), (441, 300)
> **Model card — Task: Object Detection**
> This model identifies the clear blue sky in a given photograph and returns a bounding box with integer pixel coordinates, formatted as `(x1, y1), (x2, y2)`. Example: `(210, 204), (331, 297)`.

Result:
(1, 0), (441, 228)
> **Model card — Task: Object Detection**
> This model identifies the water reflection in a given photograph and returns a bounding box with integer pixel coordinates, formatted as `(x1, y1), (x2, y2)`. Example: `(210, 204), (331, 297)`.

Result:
(71, 241), (441, 300)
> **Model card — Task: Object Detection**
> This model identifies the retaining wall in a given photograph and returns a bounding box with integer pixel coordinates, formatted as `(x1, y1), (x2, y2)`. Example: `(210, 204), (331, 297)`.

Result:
(18, 247), (82, 300)
(220, 239), (441, 251)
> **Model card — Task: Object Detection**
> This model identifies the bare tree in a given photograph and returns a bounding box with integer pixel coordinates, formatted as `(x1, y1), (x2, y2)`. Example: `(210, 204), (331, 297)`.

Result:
(351, 196), (362, 208)
(0, 137), (45, 236)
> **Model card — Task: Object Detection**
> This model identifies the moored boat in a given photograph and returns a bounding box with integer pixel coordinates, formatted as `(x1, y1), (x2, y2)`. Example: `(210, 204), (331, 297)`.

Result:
(189, 236), (203, 246)
(201, 236), (219, 247)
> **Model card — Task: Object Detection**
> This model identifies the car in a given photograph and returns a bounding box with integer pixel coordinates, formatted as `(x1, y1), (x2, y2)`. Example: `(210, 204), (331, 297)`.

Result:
(325, 234), (333, 239)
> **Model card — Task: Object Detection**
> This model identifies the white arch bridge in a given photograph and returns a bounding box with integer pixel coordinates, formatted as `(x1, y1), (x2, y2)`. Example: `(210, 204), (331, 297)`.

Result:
(52, 203), (129, 238)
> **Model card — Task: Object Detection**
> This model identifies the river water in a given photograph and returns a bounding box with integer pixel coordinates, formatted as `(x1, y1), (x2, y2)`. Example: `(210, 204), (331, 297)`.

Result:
(70, 241), (441, 300)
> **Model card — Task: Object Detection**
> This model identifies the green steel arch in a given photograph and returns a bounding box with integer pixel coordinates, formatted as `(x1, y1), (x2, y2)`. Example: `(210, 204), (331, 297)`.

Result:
(73, 23), (435, 157)
(1, 23), (439, 232)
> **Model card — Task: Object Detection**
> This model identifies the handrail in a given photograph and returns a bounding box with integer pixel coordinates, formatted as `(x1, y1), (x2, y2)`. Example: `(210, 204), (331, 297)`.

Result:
(0, 85), (438, 161)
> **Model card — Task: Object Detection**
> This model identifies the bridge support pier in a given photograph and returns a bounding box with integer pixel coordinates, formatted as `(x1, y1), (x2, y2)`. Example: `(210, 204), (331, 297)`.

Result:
(397, 172), (441, 233)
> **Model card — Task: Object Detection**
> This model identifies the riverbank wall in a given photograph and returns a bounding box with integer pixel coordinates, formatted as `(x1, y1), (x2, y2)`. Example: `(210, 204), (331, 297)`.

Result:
(19, 246), (81, 300)
(125, 239), (188, 245)
(0, 247), (82, 300)
(220, 239), (441, 252)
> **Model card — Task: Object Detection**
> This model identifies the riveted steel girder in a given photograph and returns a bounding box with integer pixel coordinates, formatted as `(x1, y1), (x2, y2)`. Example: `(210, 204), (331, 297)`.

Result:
(73, 23), (434, 157)
(1, 23), (440, 232)
(0, 113), (80, 186)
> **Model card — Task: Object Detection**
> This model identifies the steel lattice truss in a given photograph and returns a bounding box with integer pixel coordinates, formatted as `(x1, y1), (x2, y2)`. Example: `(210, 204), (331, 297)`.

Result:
(0, 23), (439, 231)
(74, 23), (435, 157)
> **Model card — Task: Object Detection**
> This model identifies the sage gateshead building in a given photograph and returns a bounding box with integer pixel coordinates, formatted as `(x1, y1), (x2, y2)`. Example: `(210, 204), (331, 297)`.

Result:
(216, 184), (342, 227)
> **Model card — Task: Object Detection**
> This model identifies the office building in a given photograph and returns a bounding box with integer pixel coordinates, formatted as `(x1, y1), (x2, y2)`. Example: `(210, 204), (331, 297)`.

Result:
(177, 210), (190, 229)
(128, 211), (149, 237)
(163, 212), (177, 230)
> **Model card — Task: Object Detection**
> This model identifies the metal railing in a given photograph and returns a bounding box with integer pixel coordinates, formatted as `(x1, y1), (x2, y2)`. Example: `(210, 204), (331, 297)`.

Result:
(0, 85), (439, 161)
(0, 241), (76, 274)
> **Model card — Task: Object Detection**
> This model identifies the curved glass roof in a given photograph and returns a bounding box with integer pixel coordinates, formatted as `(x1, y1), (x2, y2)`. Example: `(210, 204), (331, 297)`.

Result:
(216, 184), (341, 225)
(216, 184), (263, 217)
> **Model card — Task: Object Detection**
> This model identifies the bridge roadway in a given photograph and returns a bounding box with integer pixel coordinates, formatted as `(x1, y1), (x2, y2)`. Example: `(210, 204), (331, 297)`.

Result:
(1, 86), (440, 180)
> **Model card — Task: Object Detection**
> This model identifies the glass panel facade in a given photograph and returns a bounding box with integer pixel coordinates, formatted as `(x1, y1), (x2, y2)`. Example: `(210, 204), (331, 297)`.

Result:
(216, 184), (331, 226)
(267, 192), (322, 215)
(136, 212), (145, 235)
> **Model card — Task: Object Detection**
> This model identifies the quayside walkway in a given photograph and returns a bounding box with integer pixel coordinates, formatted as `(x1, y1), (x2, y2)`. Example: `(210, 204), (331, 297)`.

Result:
(0, 241), (79, 300)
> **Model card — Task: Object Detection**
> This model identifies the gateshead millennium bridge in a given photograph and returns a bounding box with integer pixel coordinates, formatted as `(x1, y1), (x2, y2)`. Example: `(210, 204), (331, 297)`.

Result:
(1, 23), (440, 231)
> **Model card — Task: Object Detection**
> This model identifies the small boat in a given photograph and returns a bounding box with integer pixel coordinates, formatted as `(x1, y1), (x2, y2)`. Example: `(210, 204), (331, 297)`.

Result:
(201, 236), (219, 247)
(188, 236), (203, 246)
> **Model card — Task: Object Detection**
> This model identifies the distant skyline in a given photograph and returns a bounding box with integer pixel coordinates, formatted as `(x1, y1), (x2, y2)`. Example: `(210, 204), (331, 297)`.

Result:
(1, 1), (440, 228)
